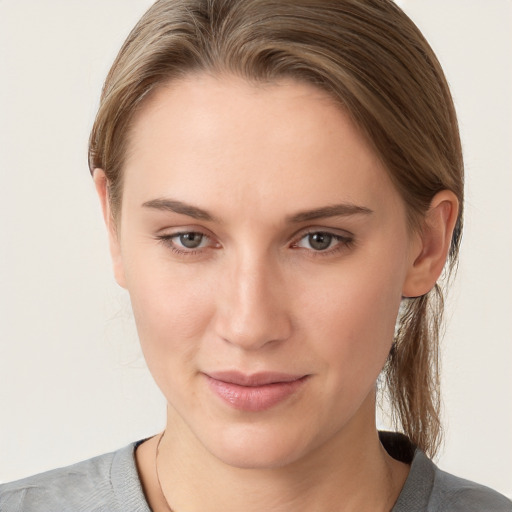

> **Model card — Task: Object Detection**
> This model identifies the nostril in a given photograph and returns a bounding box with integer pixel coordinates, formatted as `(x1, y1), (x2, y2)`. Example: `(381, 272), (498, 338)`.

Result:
(214, 303), (292, 351)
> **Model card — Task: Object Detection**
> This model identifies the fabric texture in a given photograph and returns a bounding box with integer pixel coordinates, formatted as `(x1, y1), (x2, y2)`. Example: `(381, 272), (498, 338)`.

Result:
(1, 433), (510, 511)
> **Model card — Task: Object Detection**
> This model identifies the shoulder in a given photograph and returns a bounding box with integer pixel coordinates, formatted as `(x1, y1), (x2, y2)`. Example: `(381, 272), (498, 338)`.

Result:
(0, 442), (149, 512)
(429, 467), (512, 512)
(0, 450), (118, 512)
(381, 432), (512, 512)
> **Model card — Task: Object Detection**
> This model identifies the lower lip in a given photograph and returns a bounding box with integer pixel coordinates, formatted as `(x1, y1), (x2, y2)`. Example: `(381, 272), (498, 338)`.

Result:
(206, 376), (308, 412)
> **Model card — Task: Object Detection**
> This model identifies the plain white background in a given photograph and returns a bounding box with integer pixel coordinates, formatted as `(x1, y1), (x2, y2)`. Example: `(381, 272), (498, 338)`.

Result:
(1, 0), (511, 498)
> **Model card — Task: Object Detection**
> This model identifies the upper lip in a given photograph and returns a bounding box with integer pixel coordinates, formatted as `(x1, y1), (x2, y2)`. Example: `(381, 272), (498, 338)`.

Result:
(205, 371), (307, 387)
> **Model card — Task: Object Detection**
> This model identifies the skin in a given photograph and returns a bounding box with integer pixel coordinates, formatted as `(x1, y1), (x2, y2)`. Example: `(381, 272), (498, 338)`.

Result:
(95, 74), (458, 512)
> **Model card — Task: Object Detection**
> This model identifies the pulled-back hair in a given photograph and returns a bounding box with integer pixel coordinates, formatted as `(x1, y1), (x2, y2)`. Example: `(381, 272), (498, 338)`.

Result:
(89, 0), (464, 458)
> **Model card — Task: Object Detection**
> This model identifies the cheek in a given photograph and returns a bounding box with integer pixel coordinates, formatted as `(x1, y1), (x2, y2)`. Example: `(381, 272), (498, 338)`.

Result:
(123, 249), (216, 385)
(296, 257), (404, 381)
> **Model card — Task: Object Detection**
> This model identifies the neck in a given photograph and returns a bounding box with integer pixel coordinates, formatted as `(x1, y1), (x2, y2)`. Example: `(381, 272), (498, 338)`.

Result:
(139, 395), (409, 512)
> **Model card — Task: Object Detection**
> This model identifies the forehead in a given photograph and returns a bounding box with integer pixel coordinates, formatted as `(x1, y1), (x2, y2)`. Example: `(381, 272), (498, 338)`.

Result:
(122, 74), (403, 222)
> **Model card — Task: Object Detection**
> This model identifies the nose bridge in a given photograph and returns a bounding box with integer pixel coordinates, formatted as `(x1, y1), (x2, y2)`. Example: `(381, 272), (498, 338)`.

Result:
(215, 247), (291, 350)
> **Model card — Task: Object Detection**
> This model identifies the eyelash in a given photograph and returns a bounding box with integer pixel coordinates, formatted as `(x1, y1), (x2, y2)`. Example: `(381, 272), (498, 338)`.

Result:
(290, 230), (354, 257)
(156, 231), (217, 256)
(155, 229), (354, 258)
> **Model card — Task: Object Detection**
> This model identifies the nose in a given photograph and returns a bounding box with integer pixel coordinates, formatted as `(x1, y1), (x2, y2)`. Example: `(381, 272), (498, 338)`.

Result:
(213, 252), (293, 351)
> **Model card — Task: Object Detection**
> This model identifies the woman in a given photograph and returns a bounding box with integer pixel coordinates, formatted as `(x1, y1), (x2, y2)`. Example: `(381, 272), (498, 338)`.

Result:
(1, 0), (510, 510)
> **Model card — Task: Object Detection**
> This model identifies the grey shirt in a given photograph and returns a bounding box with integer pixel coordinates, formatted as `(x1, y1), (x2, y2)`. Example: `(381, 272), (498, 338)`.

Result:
(1, 433), (511, 511)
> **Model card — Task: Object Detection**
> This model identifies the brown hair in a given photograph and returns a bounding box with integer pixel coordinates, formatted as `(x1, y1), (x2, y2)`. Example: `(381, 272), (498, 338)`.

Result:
(89, 0), (464, 457)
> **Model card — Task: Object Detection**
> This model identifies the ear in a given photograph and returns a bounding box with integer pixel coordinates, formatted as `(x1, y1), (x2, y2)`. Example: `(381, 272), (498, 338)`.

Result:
(402, 190), (459, 298)
(92, 169), (127, 289)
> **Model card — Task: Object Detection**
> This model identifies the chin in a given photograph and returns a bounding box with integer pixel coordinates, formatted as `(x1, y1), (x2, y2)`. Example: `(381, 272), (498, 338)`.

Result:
(210, 441), (305, 470)
(198, 420), (320, 470)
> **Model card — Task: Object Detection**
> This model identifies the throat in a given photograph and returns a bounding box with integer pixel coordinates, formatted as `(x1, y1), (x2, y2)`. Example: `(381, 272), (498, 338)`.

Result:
(136, 427), (410, 512)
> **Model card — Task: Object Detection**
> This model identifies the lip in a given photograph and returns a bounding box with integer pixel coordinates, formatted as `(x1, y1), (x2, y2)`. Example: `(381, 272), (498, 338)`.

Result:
(204, 371), (308, 412)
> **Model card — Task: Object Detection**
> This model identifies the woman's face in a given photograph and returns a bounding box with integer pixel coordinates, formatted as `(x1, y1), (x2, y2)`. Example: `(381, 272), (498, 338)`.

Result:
(110, 75), (422, 468)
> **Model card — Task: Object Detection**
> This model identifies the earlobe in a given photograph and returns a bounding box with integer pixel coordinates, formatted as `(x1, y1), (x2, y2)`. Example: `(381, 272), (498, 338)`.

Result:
(92, 169), (127, 289)
(402, 190), (459, 298)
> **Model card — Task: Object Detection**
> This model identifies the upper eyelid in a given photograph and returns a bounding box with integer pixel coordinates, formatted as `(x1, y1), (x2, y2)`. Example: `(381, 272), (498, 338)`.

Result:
(161, 230), (215, 244)
(155, 225), (215, 238)
(290, 226), (354, 242)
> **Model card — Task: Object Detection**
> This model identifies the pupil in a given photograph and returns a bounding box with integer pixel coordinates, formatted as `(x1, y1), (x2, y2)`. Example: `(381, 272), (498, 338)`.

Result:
(309, 233), (332, 250)
(180, 233), (203, 249)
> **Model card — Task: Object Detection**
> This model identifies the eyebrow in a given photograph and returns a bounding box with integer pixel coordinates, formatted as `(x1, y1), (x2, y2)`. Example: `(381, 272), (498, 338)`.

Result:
(142, 198), (373, 223)
(287, 203), (373, 223)
(142, 198), (218, 221)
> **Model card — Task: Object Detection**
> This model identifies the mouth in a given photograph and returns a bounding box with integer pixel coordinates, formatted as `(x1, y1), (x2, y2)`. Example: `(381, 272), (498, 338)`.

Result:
(204, 371), (309, 412)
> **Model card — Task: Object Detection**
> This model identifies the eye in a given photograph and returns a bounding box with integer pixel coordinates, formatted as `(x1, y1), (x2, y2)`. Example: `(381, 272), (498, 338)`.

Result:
(294, 231), (352, 252)
(157, 231), (215, 254)
(302, 232), (334, 251)
(176, 232), (207, 249)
